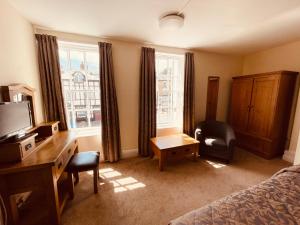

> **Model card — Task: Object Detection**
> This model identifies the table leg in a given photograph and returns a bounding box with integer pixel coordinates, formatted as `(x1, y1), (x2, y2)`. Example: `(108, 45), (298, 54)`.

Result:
(150, 150), (154, 159)
(193, 145), (198, 161)
(159, 151), (166, 171)
(67, 172), (74, 200)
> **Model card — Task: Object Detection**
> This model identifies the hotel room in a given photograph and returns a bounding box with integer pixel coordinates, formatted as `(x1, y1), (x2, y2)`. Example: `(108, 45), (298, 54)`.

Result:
(0, 0), (300, 224)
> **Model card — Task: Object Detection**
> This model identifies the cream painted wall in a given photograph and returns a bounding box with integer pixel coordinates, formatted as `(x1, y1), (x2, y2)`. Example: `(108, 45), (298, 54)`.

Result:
(292, 98), (300, 165)
(243, 40), (300, 73)
(0, 0), (43, 123)
(35, 29), (242, 153)
(194, 52), (243, 123)
(243, 41), (300, 164)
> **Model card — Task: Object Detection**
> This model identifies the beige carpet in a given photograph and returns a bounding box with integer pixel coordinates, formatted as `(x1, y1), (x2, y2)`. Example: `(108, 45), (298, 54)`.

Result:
(62, 148), (290, 225)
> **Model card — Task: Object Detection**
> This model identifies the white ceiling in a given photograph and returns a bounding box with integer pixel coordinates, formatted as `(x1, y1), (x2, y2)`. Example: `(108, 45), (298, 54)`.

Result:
(8, 0), (300, 54)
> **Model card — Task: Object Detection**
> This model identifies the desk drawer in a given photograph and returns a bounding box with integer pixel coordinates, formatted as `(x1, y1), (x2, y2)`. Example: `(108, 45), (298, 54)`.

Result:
(54, 139), (78, 179)
(20, 137), (36, 159)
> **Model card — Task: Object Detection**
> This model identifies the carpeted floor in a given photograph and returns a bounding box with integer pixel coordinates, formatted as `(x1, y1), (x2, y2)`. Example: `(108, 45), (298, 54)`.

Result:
(62, 148), (290, 225)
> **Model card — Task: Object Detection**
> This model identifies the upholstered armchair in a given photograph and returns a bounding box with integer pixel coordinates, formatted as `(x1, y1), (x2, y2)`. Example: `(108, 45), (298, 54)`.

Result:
(195, 121), (236, 163)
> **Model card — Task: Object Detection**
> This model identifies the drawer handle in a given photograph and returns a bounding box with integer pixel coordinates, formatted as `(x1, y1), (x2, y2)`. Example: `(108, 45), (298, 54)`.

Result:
(58, 162), (62, 169)
(25, 143), (32, 151)
(54, 126), (58, 131)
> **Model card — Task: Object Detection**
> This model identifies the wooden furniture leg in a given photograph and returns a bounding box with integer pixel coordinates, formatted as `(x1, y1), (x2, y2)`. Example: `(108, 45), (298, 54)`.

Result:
(73, 147), (79, 184)
(193, 145), (198, 161)
(67, 172), (74, 200)
(159, 151), (166, 171)
(93, 166), (99, 194)
(150, 143), (155, 159)
(73, 171), (79, 184)
(150, 152), (154, 159)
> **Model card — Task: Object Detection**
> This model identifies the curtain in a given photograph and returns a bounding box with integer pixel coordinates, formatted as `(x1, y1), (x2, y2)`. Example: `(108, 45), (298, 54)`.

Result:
(99, 42), (121, 162)
(183, 52), (195, 136)
(138, 47), (156, 157)
(35, 34), (68, 130)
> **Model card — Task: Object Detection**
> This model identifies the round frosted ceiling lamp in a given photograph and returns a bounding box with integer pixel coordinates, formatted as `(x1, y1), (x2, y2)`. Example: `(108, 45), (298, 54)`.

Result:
(159, 13), (184, 30)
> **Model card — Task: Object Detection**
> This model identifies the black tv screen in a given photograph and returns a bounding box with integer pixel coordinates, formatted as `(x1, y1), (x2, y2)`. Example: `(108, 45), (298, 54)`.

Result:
(0, 102), (32, 139)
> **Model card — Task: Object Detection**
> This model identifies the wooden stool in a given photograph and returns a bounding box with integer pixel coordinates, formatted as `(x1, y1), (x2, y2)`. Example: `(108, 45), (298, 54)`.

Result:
(66, 151), (100, 199)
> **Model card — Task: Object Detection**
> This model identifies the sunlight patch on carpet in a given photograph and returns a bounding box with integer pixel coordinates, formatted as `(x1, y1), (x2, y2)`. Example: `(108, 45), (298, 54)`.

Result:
(95, 168), (146, 193)
(205, 160), (226, 169)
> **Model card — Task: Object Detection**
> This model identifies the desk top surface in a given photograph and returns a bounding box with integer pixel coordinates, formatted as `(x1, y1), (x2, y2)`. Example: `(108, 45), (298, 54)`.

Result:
(0, 131), (76, 174)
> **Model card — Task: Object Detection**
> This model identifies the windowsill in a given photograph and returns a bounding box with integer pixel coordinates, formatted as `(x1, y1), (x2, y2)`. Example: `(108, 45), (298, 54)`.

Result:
(70, 127), (101, 138)
(157, 127), (182, 137)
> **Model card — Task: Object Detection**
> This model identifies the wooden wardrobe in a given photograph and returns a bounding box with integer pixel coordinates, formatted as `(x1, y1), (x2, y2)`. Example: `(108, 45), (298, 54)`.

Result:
(229, 71), (298, 159)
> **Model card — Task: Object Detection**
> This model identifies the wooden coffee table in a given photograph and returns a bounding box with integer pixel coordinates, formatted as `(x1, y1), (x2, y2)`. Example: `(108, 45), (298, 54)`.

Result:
(150, 134), (199, 171)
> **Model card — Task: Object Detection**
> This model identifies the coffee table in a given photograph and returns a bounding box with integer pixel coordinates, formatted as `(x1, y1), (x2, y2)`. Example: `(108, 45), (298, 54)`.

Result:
(150, 134), (199, 171)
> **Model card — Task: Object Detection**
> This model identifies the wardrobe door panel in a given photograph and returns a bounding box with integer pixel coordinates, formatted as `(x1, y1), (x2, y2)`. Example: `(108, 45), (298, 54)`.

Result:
(229, 78), (253, 131)
(247, 76), (278, 137)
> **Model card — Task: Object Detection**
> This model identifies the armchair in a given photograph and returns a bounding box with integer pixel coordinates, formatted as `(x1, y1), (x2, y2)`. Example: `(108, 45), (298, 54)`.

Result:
(195, 121), (236, 163)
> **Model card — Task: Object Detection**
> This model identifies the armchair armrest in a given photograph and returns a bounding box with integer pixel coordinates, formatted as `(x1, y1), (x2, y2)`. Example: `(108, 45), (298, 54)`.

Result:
(224, 125), (236, 147)
(194, 121), (206, 141)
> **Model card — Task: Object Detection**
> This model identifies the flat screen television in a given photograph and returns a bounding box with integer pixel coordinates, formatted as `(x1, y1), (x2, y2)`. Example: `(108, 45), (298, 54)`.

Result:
(0, 101), (33, 141)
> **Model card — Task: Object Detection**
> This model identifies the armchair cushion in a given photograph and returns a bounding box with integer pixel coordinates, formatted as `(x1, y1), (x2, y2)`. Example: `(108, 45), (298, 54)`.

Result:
(204, 137), (226, 148)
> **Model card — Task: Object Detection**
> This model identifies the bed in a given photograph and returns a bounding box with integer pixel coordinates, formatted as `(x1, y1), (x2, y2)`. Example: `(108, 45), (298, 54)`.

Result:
(169, 166), (300, 225)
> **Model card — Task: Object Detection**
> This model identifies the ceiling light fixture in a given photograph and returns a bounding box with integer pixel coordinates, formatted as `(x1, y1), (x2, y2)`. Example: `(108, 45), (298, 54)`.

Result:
(159, 0), (191, 30)
(159, 13), (185, 30)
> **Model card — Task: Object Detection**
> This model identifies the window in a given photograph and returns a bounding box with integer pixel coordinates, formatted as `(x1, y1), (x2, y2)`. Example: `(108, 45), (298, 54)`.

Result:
(58, 41), (100, 130)
(155, 53), (184, 129)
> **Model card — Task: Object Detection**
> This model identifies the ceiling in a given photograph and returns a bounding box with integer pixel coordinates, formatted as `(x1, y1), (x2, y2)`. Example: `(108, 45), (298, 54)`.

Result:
(8, 0), (300, 55)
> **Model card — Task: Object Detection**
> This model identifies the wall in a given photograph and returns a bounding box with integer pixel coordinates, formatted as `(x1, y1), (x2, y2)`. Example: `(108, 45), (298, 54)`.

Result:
(0, 0), (43, 123)
(243, 40), (300, 164)
(35, 29), (243, 155)
(294, 122), (300, 165)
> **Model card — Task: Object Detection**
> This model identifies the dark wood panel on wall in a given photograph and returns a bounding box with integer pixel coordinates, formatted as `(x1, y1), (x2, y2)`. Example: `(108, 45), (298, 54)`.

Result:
(229, 71), (298, 159)
(206, 76), (219, 121)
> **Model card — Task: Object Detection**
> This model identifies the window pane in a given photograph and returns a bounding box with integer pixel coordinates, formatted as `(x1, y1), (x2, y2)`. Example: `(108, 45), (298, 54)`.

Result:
(58, 42), (100, 129)
(59, 49), (68, 73)
(86, 52), (99, 75)
(70, 50), (84, 71)
(156, 53), (184, 129)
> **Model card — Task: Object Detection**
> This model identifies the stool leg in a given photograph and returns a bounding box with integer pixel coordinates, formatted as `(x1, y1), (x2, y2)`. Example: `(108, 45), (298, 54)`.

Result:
(74, 171), (79, 185)
(93, 166), (99, 194)
(67, 172), (74, 200)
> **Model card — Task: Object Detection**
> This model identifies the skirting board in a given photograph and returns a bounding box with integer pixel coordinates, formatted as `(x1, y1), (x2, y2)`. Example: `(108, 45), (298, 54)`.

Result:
(282, 149), (295, 163)
(121, 148), (138, 159)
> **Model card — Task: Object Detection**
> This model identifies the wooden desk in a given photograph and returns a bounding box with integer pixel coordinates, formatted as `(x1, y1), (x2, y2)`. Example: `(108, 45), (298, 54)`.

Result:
(150, 134), (199, 171)
(0, 131), (78, 225)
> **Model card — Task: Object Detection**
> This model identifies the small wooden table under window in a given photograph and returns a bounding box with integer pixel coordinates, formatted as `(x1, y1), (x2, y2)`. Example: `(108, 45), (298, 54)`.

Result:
(150, 134), (199, 171)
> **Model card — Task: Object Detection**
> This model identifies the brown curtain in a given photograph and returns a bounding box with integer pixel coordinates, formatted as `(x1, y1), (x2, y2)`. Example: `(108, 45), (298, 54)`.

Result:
(138, 47), (156, 157)
(183, 52), (195, 136)
(99, 42), (121, 162)
(35, 34), (68, 130)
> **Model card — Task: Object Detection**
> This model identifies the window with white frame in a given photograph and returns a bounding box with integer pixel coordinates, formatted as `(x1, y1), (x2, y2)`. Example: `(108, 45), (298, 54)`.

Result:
(155, 52), (184, 129)
(58, 41), (100, 130)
